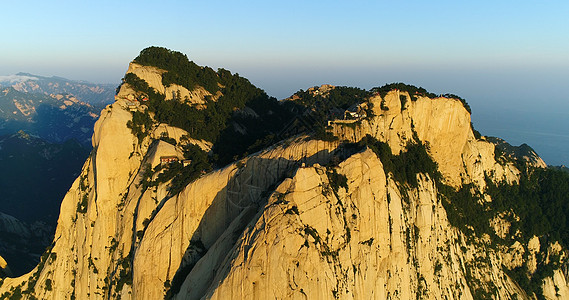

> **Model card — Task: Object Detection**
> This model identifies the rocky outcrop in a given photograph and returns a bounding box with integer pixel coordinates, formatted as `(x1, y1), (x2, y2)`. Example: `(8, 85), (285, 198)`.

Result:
(0, 88), (341, 299)
(330, 90), (519, 188)
(124, 63), (219, 108)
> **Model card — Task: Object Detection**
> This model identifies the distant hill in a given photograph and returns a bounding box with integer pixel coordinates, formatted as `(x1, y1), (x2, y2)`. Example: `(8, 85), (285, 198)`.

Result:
(0, 73), (115, 147)
(0, 211), (53, 277)
(0, 73), (115, 108)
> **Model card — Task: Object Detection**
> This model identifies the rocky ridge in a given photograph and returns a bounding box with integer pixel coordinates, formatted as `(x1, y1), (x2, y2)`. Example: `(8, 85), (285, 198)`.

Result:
(0, 73), (114, 147)
(0, 50), (568, 299)
(0, 73), (115, 107)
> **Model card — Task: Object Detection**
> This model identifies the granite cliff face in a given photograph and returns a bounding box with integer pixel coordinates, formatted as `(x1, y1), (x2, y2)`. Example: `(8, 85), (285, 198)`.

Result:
(1, 49), (568, 299)
(330, 90), (520, 188)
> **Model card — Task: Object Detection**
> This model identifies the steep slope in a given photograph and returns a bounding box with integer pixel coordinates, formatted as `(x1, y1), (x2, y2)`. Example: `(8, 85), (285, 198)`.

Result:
(1, 48), (568, 300)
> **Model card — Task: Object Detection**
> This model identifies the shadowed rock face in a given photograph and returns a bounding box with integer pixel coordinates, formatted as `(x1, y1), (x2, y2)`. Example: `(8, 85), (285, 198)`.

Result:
(1, 57), (567, 300)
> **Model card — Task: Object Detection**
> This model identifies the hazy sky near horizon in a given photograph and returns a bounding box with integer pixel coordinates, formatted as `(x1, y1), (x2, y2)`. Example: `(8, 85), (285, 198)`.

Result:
(2, 0), (569, 164)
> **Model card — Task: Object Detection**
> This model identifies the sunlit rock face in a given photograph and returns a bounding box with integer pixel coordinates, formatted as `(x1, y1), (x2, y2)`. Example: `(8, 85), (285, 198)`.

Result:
(1, 62), (565, 300)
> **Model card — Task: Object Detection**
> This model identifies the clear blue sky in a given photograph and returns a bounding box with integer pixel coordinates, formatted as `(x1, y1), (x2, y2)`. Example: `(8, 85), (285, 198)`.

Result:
(2, 0), (569, 164)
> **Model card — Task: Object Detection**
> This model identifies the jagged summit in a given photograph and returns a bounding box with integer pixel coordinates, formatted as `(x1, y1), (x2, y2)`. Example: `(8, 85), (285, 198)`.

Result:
(1, 47), (569, 300)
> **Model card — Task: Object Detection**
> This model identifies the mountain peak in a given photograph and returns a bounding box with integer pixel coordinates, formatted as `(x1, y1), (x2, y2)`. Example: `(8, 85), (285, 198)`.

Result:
(3, 47), (568, 300)
(0, 74), (39, 84)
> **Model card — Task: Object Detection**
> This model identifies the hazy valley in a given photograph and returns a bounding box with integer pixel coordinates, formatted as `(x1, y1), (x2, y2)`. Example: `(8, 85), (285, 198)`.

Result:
(0, 74), (114, 277)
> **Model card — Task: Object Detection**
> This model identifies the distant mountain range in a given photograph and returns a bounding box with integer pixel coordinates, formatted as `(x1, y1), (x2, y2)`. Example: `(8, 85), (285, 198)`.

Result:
(0, 73), (116, 107)
(0, 73), (115, 147)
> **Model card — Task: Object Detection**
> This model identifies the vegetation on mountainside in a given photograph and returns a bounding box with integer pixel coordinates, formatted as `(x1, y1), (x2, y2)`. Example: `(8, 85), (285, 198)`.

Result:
(108, 252), (133, 298)
(550, 165), (569, 173)
(349, 134), (439, 187)
(133, 46), (220, 94)
(123, 48), (477, 169)
(370, 83), (472, 113)
(488, 136), (542, 166)
(487, 168), (569, 245)
(126, 110), (153, 143)
(440, 163), (569, 299)
(0, 245), (56, 299)
(440, 140), (569, 247)
(212, 95), (295, 164)
(161, 144), (212, 196)
(285, 86), (370, 139)
(123, 49), (482, 208)
(139, 143), (212, 197)
(126, 48), (379, 167)
(341, 134), (568, 299)
(291, 86), (370, 111)
(123, 47), (295, 166)
(327, 169), (348, 193)
(371, 83), (437, 101)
